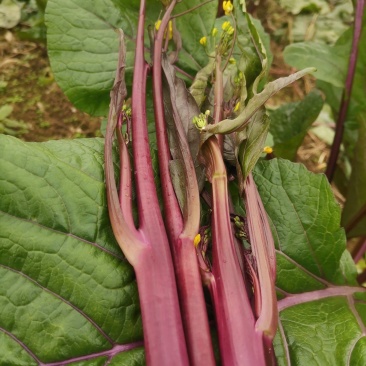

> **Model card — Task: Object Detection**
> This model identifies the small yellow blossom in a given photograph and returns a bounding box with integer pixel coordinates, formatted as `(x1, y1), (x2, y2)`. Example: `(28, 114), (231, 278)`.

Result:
(227, 25), (235, 35)
(205, 110), (211, 116)
(199, 36), (207, 46)
(194, 234), (201, 247)
(168, 20), (173, 40)
(222, 21), (231, 31)
(263, 146), (273, 154)
(223, 1), (233, 15)
(212, 28), (218, 37)
(155, 20), (173, 39)
(234, 101), (240, 112)
(155, 20), (162, 31)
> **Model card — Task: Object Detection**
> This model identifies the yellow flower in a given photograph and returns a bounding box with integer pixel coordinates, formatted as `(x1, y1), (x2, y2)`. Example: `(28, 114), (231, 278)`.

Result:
(155, 20), (173, 40)
(199, 36), (207, 46)
(227, 26), (235, 35)
(234, 101), (240, 112)
(168, 20), (173, 40)
(222, 21), (231, 31)
(155, 20), (162, 31)
(194, 234), (201, 247)
(223, 1), (233, 15)
(263, 146), (273, 154)
(212, 27), (218, 37)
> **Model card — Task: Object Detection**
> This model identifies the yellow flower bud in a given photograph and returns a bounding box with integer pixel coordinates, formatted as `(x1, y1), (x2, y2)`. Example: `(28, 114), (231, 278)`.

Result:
(223, 0), (233, 15)
(222, 21), (231, 31)
(199, 36), (207, 46)
(234, 101), (240, 112)
(263, 146), (273, 154)
(227, 26), (235, 35)
(229, 57), (236, 64)
(168, 20), (173, 40)
(194, 234), (201, 247)
(155, 20), (162, 31)
(212, 28), (218, 37)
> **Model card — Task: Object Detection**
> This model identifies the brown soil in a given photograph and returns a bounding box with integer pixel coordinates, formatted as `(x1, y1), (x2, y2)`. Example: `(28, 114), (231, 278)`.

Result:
(0, 30), (102, 142)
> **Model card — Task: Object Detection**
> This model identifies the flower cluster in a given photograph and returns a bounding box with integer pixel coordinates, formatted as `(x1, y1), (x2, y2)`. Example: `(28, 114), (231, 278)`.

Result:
(223, 1), (233, 15)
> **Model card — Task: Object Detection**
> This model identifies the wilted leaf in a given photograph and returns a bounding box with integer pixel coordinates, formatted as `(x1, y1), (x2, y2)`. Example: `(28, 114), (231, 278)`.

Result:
(238, 108), (270, 181)
(203, 67), (315, 135)
(270, 89), (324, 160)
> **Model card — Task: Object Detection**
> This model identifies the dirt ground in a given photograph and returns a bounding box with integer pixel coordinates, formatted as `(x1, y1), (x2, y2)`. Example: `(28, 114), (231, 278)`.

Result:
(0, 30), (102, 142)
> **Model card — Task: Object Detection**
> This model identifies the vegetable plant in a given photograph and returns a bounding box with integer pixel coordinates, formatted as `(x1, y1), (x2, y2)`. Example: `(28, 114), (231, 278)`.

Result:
(1, 0), (366, 365)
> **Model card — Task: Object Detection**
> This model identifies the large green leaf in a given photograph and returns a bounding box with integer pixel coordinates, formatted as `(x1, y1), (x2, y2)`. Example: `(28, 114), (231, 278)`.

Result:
(283, 41), (350, 88)
(0, 135), (144, 364)
(46, 0), (217, 117)
(269, 89), (324, 160)
(254, 159), (365, 364)
(46, 0), (161, 116)
(173, 0), (218, 75)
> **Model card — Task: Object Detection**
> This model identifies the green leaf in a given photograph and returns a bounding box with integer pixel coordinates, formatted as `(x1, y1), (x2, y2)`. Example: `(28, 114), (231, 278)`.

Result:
(254, 159), (365, 363)
(0, 0), (22, 29)
(173, 0), (218, 75)
(254, 159), (356, 288)
(46, 0), (161, 116)
(0, 135), (143, 364)
(269, 89), (324, 160)
(284, 41), (350, 88)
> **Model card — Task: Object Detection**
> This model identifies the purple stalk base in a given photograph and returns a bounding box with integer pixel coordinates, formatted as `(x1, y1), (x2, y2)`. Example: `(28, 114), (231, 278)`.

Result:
(130, 1), (189, 364)
(152, 4), (215, 365)
(201, 138), (266, 365)
(345, 203), (366, 236)
(325, 0), (365, 181)
(352, 236), (366, 263)
(105, 1), (190, 364)
(245, 173), (277, 338)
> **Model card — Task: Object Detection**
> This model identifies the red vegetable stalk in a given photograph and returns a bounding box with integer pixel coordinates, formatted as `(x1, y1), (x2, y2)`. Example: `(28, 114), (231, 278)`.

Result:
(151, 2), (215, 365)
(200, 137), (266, 365)
(104, 1), (189, 364)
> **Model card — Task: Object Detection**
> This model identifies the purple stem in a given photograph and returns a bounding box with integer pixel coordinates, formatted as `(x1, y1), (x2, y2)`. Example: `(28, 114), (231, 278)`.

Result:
(278, 285), (366, 311)
(117, 124), (135, 229)
(42, 342), (143, 366)
(353, 237), (366, 263)
(152, 0), (183, 243)
(325, 0), (365, 181)
(345, 203), (366, 235)
(201, 138), (266, 365)
(152, 6), (215, 365)
(105, 2), (190, 364)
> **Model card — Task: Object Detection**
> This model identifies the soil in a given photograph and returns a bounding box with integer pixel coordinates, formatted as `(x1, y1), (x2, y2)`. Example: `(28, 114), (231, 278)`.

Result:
(0, 30), (102, 142)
